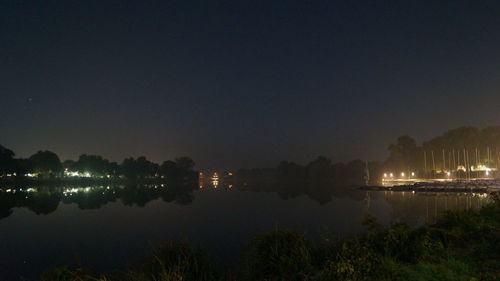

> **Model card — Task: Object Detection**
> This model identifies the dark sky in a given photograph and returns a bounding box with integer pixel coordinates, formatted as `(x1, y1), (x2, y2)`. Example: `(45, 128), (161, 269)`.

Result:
(1, 0), (499, 169)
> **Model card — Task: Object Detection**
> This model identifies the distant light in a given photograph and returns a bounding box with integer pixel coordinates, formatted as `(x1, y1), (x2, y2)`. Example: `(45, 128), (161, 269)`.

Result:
(401, 172), (405, 177)
(390, 173), (393, 177)
(486, 170), (489, 176)
(383, 173), (387, 178)
(411, 172), (415, 177)
(447, 172), (451, 176)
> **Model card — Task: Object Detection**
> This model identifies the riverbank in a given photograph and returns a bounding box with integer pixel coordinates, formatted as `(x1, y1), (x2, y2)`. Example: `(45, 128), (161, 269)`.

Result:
(36, 192), (499, 281)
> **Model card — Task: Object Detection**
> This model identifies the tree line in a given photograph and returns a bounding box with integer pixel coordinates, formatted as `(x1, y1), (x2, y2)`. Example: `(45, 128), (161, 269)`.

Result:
(0, 145), (196, 181)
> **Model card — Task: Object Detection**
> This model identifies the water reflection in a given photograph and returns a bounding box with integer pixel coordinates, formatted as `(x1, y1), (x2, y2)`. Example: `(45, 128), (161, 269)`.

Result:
(0, 182), (491, 225)
(368, 191), (490, 225)
(0, 183), (198, 220)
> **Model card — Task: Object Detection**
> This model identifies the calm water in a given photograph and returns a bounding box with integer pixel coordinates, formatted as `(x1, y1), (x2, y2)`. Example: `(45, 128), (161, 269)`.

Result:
(0, 184), (490, 280)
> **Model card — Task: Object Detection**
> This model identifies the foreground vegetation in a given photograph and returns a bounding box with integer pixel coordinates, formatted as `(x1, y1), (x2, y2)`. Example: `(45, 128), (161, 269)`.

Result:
(38, 193), (499, 281)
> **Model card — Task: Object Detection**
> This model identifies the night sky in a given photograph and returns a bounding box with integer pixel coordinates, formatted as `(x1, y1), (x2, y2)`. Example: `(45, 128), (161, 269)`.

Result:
(1, 0), (499, 169)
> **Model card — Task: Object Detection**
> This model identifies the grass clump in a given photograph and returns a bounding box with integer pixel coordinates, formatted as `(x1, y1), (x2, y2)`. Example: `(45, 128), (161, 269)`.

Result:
(241, 229), (312, 281)
(124, 241), (220, 281)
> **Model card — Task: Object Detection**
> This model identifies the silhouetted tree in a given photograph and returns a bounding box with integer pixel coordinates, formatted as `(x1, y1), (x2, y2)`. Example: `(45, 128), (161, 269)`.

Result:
(0, 144), (16, 176)
(75, 154), (115, 176)
(386, 135), (420, 172)
(307, 156), (332, 180)
(160, 157), (197, 182)
(121, 156), (158, 179)
(29, 151), (62, 179)
(62, 159), (77, 171)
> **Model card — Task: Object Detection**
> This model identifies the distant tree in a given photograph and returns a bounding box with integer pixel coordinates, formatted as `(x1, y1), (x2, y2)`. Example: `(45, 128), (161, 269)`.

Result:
(62, 159), (77, 171)
(121, 157), (137, 179)
(306, 156), (332, 180)
(136, 156), (159, 178)
(160, 157), (197, 182)
(108, 162), (120, 177)
(29, 151), (62, 178)
(14, 158), (34, 176)
(480, 126), (500, 148)
(121, 156), (158, 179)
(160, 160), (177, 178)
(276, 161), (306, 181)
(0, 144), (16, 176)
(75, 154), (112, 176)
(386, 135), (420, 172)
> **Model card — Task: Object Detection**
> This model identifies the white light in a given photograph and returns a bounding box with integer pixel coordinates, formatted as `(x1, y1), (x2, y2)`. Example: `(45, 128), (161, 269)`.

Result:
(486, 171), (489, 176)
(447, 172), (451, 176)
(401, 172), (405, 177)
(383, 173), (387, 178)
(390, 173), (393, 177)
(411, 172), (415, 177)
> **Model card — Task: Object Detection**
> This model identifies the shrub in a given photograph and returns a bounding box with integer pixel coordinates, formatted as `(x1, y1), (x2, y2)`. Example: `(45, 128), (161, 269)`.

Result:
(242, 229), (312, 281)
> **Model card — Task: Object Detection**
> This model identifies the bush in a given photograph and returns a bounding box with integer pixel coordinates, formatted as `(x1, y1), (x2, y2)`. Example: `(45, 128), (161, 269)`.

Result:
(382, 258), (476, 281)
(242, 229), (312, 281)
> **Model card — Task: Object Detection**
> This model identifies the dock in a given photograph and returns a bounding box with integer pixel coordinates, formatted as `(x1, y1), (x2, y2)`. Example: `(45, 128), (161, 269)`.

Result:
(362, 179), (500, 193)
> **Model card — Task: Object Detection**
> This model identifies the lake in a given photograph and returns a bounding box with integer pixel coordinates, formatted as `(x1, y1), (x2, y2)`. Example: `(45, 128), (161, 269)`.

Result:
(0, 183), (490, 280)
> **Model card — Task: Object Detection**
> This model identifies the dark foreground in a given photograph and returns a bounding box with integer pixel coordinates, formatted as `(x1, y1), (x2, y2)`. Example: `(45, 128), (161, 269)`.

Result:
(37, 193), (499, 281)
